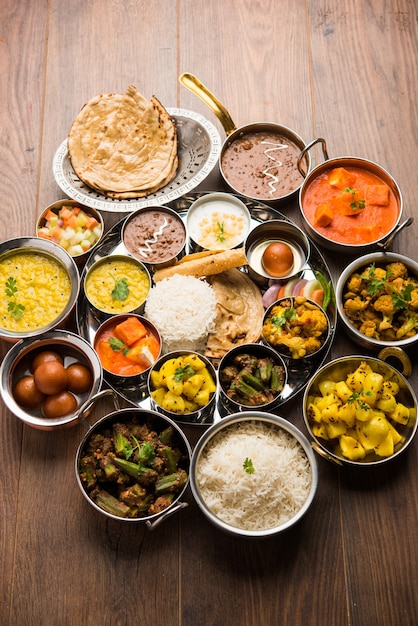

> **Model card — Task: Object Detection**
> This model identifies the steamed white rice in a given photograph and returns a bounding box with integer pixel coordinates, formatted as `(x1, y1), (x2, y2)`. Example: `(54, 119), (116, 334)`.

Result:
(196, 421), (312, 531)
(144, 274), (218, 353)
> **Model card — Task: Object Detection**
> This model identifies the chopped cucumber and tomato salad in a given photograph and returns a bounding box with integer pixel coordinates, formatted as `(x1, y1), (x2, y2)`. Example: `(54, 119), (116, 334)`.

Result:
(262, 270), (334, 311)
(38, 204), (102, 257)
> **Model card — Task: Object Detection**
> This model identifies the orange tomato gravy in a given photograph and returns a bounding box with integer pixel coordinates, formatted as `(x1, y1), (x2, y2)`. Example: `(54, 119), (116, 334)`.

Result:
(95, 317), (160, 377)
(302, 166), (399, 245)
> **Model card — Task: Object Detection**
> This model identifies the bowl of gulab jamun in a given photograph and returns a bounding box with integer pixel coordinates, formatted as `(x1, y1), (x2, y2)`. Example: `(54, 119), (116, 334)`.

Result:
(244, 220), (310, 288)
(0, 329), (102, 430)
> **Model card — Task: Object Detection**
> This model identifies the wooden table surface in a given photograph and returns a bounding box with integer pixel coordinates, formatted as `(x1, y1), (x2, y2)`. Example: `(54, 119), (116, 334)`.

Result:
(1, 1), (417, 625)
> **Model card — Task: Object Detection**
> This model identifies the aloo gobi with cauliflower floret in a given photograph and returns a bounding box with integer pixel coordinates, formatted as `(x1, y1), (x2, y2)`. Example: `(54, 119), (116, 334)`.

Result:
(342, 262), (418, 341)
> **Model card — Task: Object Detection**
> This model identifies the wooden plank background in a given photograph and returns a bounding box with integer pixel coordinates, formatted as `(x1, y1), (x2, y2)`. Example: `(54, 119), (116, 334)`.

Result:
(0, 1), (417, 624)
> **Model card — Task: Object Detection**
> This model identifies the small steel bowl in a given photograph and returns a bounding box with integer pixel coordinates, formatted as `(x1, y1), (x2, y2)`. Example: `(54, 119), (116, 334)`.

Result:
(336, 251), (418, 351)
(245, 220), (310, 288)
(0, 237), (80, 343)
(84, 254), (151, 318)
(190, 411), (318, 537)
(186, 192), (251, 252)
(262, 296), (331, 361)
(93, 314), (162, 394)
(148, 350), (217, 424)
(303, 354), (417, 467)
(0, 329), (102, 430)
(75, 407), (192, 528)
(217, 343), (288, 414)
(36, 199), (104, 267)
(121, 205), (187, 271)
(298, 147), (403, 255)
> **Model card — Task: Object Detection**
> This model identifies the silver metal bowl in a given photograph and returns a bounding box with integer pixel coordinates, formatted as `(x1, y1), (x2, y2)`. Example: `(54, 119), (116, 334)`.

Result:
(336, 251), (418, 351)
(245, 219), (310, 288)
(36, 199), (104, 267)
(148, 350), (217, 424)
(0, 237), (80, 342)
(0, 329), (102, 430)
(75, 407), (192, 529)
(93, 313), (162, 392)
(303, 354), (417, 467)
(298, 151), (403, 255)
(190, 412), (318, 537)
(217, 343), (288, 414)
(121, 205), (187, 271)
(262, 296), (331, 361)
(83, 253), (151, 318)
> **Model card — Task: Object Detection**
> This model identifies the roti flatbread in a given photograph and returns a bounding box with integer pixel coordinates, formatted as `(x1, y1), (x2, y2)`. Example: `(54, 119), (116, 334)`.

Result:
(68, 86), (178, 198)
(205, 269), (264, 360)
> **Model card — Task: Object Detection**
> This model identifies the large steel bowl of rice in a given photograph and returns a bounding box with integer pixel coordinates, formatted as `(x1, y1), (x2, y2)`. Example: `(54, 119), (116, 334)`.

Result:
(190, 412), (318, 537)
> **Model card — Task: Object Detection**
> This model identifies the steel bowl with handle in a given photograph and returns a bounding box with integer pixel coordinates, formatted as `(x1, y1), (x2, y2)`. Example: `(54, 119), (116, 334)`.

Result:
(179, 72), (311, 205)
(75, 405), (192, 529)
(303, 352), (417, 467)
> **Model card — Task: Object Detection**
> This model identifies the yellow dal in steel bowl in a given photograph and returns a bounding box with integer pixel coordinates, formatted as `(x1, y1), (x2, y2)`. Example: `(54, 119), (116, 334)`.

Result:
(0, 250), (71, 333)
(84, 255), (150, 315)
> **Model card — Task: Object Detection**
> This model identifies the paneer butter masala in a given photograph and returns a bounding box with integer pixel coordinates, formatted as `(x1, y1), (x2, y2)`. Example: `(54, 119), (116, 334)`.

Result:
(302, 166), (399, 245)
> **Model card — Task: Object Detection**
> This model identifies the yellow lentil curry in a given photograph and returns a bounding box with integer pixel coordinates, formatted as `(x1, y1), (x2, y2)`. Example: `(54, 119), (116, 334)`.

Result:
(85, 257), (150, 314)
(0, 251), (71, 332)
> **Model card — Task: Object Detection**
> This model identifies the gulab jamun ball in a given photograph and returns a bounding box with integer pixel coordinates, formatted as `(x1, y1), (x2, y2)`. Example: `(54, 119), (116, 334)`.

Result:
(261, 241), (294, 277)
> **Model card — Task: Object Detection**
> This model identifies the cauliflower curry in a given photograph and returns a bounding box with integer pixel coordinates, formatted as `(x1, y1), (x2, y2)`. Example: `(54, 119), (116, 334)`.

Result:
(262, 296), (329, 359)
(342, 261), (418, 341)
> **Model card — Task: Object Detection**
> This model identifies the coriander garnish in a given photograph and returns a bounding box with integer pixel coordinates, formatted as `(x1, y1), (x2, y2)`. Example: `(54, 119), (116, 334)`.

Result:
(5, 276), (25, 320)
(111, 277), (129, 301)
(174, 365), (195, 382)
(344, 187), (366, 211)
(243, 458), (254, 474)
(271, 307), (297, 328)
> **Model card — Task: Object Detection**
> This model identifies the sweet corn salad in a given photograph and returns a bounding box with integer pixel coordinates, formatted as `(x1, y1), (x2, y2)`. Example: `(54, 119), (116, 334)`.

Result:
(85, 257), (150, 314)
(0, 251), (71, 332)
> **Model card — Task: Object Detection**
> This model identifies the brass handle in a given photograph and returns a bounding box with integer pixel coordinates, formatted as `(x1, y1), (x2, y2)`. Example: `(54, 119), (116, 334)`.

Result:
(378, 346), (413, 377)
(179, 72), (237, 135)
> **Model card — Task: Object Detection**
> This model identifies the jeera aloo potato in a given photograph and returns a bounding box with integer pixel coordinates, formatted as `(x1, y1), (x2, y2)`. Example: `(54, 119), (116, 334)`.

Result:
(306, 360), (414, 461)
(150, 353), (216, 414)
(0, 251), (71, 332)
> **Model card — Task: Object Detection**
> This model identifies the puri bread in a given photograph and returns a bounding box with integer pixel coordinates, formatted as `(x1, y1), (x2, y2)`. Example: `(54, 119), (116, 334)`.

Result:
(152, 248), (248, 282)
(68, 86), (178, 198)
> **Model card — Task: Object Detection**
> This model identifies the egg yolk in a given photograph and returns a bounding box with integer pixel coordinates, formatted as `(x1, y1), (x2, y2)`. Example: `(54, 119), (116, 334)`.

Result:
(261, 242), (294, 277)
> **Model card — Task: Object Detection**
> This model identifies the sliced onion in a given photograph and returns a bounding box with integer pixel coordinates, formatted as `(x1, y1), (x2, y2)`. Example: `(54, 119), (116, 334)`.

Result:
(303, 279), (322, 299)
(262, 283), (281, 308)
(283, 278), (300, 297)
(291, 279), (308, 296)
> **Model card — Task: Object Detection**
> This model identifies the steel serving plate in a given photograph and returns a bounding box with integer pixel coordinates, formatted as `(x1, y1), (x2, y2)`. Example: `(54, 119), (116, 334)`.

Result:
(76, 193), (337, 425)
(53, 108), (222, 213)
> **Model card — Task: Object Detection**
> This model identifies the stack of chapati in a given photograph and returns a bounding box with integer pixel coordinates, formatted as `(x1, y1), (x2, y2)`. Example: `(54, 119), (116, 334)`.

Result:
(68, 85), (178, 198)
